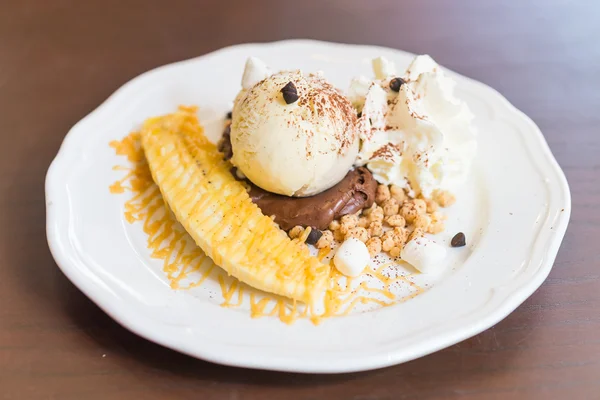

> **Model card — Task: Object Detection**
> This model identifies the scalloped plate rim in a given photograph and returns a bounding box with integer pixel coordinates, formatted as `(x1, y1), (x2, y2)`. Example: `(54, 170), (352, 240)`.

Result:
(45, 39), (571, 373)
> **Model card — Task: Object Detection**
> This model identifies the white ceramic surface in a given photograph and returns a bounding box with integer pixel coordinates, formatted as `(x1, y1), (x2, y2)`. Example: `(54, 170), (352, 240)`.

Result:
(46, 40), (570, 373)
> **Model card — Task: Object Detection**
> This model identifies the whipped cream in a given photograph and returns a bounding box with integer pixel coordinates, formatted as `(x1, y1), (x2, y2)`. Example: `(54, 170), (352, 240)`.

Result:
(350, 55), (477, 198)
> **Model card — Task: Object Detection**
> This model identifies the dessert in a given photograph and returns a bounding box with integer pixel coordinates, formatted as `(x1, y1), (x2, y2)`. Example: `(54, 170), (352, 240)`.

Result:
(230, 62), (359, 196)
(111, 52), (476, 323)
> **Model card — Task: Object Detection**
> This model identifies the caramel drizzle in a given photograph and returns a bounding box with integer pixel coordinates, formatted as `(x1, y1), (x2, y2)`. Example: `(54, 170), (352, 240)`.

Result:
(109, 115), (425, 325)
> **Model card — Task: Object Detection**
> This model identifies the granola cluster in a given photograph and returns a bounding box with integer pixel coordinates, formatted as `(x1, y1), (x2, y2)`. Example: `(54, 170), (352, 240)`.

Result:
(288, 185), (455, 258)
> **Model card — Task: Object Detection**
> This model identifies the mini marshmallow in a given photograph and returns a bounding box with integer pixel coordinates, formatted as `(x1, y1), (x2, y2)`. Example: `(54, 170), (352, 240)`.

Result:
(241, 57), (271, 89)
(334, 238), (370, 277)
(401, 237), (447, 273)
(372, 56), (397, 80)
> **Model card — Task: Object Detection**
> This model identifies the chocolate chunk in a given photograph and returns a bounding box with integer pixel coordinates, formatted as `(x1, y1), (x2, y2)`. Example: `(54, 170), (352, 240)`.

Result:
(451, 232), (466, 247)
(305, 228), (323, 245)
(389, 77), (406, 92)
(217, 126), (233, 160)
(226, 111), (232, 119)
(357, 111), (362, 118)
(281, 81), (299, 104)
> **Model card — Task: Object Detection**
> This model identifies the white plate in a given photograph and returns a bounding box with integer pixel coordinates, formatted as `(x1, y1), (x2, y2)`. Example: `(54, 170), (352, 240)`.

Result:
(46, 40), (570, 373)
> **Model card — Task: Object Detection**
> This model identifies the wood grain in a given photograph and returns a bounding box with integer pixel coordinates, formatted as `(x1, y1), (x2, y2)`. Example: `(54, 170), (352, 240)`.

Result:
(0, 0), (598, 399)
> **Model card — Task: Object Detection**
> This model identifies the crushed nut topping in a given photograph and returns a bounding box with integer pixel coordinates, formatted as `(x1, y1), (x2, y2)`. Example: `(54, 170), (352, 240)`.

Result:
(287, 183), (454, 258)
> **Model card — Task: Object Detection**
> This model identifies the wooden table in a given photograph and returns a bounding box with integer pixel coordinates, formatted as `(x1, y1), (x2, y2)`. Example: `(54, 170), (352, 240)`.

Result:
(1, 0), (598, 398)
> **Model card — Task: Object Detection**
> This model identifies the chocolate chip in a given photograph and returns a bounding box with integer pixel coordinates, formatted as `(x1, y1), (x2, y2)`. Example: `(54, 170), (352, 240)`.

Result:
(357, 111), (362, 118)
(229, 167), (241, 180)
(218, 128), (233, 160)
(451, 232), (466, 247)
(305, 228), (323, 245)
(226, 111), (232, 119)
(389, 77), (406, 92)
(281, 81), (299, 104)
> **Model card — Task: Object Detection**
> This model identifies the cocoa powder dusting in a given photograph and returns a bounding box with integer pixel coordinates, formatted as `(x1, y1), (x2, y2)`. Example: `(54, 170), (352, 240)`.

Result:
(371, 143), (403, 161)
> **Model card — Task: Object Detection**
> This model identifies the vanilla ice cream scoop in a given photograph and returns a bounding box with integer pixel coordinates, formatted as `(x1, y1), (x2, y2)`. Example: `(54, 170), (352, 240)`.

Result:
(230, 59), (359, 197)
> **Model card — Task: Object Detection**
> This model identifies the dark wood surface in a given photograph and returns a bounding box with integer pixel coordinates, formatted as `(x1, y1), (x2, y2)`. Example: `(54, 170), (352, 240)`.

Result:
(1, 0), (598, 398)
